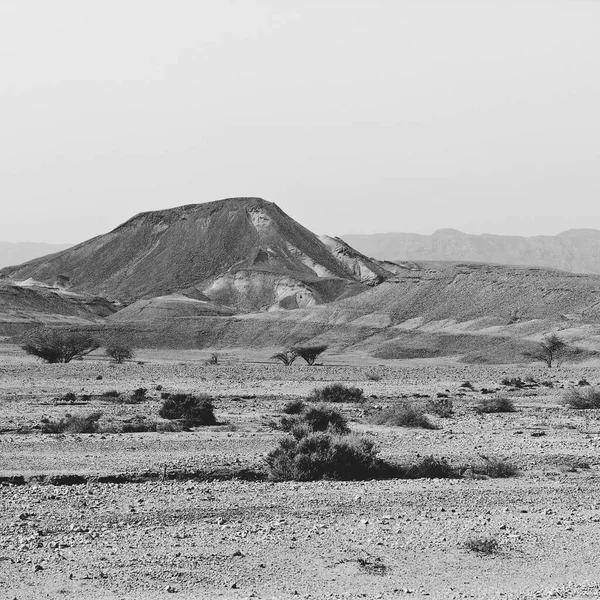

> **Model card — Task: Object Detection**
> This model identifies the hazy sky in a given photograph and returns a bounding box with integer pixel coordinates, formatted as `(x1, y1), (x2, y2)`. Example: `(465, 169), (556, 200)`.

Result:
(2, 1), (600, 243)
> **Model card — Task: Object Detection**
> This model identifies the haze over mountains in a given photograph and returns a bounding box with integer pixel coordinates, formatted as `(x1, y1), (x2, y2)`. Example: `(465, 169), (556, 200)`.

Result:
(3, 197), (600, 363)
(0, 242), (72, 270)
(343, 229), (600, 274)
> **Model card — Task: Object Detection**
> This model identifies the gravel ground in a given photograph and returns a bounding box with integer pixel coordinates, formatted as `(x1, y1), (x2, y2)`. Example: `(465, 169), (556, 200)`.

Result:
(2, 345), (600, 599)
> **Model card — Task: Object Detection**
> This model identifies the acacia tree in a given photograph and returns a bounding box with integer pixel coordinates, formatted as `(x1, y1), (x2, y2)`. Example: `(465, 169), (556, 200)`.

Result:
(22, 328), (100, 363)
(525, 333), (569, 368)
(105, 344), (134, 364)
(271, 349), (298, 366)
(291, 345), (328, 366)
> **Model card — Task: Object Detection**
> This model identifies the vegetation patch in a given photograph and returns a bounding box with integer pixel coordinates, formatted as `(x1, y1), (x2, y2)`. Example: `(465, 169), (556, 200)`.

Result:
(282, 399), (306, 415)
(158, 393), (217, 427)
(426, 397), (454, 418)
(476, 396), (516, 414)
(280, 406), (350, 436)
(470, 456), (518, 478)
(372, 403), (438, 429)
(22, 328), (99, 364)
(464, 536), (500, 554)
(40, 412), (102, 434)
(564, 387), (600, 409)
(309, 383), (365, 403)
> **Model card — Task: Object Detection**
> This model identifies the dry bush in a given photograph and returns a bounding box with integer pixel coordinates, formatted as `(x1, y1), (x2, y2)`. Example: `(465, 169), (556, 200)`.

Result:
(282, 399), (306, 415)
(158, 393), (216, 426)
(372, 403), (437, 429)
(464, 536), (500, 554)
(309, 383), (364, 403)
(40, 412), (102, 434)
(476, 397), (516, 414)
(426, 397), (454, 418)
(266, 432), (383, 481)
(564, 387), (600, 409)
(470, 456), (518, 478)
(400, 456), (459, 479)
(280, 406), (350, 436)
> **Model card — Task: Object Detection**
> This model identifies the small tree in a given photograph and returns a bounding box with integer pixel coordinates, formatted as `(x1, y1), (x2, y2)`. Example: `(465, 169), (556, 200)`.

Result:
(525, 333), (569, 368)
(271, 349), (298, 366)
(291, 345), (327, 366)
(105, 344), (134, 364)
(22, 328), (99, 364)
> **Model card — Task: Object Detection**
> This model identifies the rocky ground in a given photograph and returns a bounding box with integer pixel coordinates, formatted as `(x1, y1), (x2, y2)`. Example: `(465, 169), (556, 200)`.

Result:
(2, 344), (600, 599)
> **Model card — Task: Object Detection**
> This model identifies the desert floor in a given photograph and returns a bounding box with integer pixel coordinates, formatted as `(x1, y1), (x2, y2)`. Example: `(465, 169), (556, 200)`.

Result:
(2, 344), (600, 599)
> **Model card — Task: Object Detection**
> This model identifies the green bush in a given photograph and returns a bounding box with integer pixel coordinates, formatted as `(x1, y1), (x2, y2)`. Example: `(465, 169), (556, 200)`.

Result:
(41, 412), (102, 434)
(309, 383), (364, 403)
(158, 393), (216, 426)
(373, 403), (437, 429)
(266, 432), (383, 481)
(476, 397), (516, 414)
(564, 387), (600, 409)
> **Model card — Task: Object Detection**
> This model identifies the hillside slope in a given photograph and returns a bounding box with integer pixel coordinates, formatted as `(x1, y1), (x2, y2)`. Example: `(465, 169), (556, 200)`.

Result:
(1, 198), (392, 311)
(343, 229), (600, 274)
(0, 242), (71, 269)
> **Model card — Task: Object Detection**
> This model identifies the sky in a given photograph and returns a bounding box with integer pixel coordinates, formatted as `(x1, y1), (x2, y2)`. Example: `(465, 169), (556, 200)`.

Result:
(1, 0), (600, 243)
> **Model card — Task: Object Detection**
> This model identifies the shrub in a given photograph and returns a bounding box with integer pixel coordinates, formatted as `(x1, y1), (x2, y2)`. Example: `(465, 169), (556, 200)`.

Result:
(460, 381), (474, 390)
(426, 398), (454, 418)
(471, 456), (518, 478)
(372, 403), (437, 429)
(402, 456), (459, 479)
(40, 412), (102, 434)
(205, 352), (219, 365)
(266, 432), (383, 481)
(564, 387), (600, 409)
(282, 399), (305, 415)
(465, 536), (500, 554)
(101, 390), (120, 398)
(365, 371), (382, 381)
(105, 344), (134, 363)
(309, 383), (364, 403)
(501, 377), (525, 388)
(22, 328), (99, 364)
(271, 350), (298, 366)
(130, 388), (148, 403)
(158, 394), (216, 426)
(281, 406), (350, 436)
(290, 345), (327, 366)
(476, 397), (516, 414)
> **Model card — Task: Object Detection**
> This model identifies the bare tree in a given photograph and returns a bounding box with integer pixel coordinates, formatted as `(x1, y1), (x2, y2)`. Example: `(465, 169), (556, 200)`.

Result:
(525, 333), (569, 368)
(271, 349), (298, 366)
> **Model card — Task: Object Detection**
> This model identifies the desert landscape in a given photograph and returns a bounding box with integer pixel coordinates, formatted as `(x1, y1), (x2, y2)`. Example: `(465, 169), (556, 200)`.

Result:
(2, 198), (600, 599)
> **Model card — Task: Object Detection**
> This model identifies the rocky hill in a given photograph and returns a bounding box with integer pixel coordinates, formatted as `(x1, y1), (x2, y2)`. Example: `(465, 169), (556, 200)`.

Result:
(1, 198), (392, 312)
(342, 229), (600, 274)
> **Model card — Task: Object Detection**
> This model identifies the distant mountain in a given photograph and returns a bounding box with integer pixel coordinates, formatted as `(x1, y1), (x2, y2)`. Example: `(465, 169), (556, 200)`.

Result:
(1, 198), (393, 312)
(0, 242), (71, 269)
(342, 229), (600, 274)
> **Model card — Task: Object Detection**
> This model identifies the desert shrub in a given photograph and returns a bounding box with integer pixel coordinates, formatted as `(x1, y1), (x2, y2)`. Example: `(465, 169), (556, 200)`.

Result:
(158, 393), (216, 426)
(578, 378), (590, 387)
(501, 377), (525, 388)
(281, 406), (350, 436)
(101, 390), (120, 398)
(564, 387), (600, 409)
(471, 456), (518, 478)
(372, 403), (437, 429)
(22, 328), (99, 364)
(460, 381), (474, 390)
(120, 416), (158, 433)
(271, 349), (298, 366)
(130, 388), (148, 403)
(105, 344), (134, 363)
(524, 374), (537, 383)
(160, 391), (171, 399)
(402, 456), (459, 479)
(476, 397), (516, 414)
(282, 399), (305, 415)
(266, 432), (383, 481)
(309, 383), (364, 403)
(290, 345), (327, 366)
(40, 412), (102, 434)
(465, 536), (500, 554)
(426, 397), (454, 418)
(365, 371), (382, 381)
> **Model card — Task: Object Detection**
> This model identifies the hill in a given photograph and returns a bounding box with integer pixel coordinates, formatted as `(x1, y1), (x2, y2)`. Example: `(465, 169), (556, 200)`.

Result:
(1, 198), (392, 312)
(342, 229), (600, 274)
(0, 242), (72, 269)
